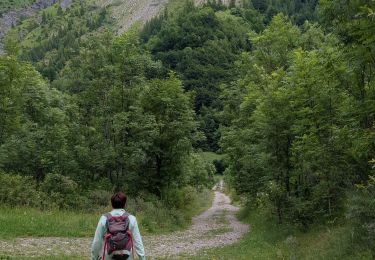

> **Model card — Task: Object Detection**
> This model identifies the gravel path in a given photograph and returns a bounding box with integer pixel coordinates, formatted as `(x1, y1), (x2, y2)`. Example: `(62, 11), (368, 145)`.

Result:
(0, 190), (249, 258)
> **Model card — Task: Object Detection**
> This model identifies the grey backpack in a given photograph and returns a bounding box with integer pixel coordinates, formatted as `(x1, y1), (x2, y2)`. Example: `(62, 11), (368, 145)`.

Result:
(102, 212), (133, 260)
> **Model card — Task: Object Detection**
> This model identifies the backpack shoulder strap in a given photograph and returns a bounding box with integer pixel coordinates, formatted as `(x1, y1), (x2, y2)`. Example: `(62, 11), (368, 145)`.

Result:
(104, 213), (112, 231)
(102, 213), (113, 260)
(121, 212), (130, 231)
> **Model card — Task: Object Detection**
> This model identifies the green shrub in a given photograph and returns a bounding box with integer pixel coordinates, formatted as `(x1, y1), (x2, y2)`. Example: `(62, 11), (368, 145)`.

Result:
(40, 173), (82, 209)
(162, 186), (198, 210)
(0, 173), (40, 207)
(185, 153), (216, 190)
(127, 187), (212, 234)
(347, 174), (375, 255)
(137, 199), (185, 233)
(87, 189), (112, 208)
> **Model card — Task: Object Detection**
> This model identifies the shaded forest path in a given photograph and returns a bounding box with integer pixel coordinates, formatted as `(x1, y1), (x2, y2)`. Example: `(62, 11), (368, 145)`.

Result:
(0, 189), (249, 258)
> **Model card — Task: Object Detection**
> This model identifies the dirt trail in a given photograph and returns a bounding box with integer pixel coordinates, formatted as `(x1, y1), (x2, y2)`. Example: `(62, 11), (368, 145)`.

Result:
(0, 189), (249, 258)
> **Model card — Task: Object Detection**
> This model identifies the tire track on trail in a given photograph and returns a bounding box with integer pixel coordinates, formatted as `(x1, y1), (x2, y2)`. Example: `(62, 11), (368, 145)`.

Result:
(0, 189), (249, 258)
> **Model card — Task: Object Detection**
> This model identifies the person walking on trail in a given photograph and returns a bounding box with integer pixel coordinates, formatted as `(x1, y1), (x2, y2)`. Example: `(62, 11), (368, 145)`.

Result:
(91, 192), (146, 260)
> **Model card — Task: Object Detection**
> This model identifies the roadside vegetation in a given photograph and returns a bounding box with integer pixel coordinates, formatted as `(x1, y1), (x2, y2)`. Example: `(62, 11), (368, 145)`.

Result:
(194, 208), (372, 260)
(0, 187), (212, 238)
(0, 151), (214, 238)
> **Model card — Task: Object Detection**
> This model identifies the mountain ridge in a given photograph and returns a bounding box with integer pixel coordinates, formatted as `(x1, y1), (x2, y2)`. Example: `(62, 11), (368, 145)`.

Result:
(0, 0), (242, 53)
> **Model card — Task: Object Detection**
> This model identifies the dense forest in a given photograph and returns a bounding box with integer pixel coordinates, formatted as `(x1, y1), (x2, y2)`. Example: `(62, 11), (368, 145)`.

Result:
(0, 0), (374, 257)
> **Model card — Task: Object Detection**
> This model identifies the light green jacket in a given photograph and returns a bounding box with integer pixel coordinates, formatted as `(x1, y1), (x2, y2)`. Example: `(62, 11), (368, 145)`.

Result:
(91, 209), (146, 260)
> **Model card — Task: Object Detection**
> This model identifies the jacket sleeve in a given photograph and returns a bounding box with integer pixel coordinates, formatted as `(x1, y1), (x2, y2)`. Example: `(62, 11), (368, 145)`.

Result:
(91, 215), (106, 260)
(129, 215), (146, 260)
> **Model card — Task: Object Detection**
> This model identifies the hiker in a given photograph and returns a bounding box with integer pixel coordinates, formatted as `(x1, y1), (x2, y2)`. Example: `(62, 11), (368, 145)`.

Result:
(91, 192), (146, 260)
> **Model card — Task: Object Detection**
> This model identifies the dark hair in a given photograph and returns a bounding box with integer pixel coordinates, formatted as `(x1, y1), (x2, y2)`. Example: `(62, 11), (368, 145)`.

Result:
(111, 192), (127, 209)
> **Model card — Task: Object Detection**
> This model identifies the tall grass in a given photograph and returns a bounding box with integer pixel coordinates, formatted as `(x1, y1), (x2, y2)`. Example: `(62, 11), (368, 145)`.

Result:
(199, 152), (224, 163)
(0, 188), (213, 239)
(0, 207), (99, 238)
(134, 188), (213, 234)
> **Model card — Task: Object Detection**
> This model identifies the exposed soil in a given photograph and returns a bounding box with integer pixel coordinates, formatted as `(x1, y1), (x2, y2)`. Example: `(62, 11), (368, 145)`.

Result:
(0, 188), (249, 258)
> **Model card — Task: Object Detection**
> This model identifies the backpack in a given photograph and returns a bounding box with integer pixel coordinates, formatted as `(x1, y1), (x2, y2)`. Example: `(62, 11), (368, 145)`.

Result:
(102, 212), (134, 260)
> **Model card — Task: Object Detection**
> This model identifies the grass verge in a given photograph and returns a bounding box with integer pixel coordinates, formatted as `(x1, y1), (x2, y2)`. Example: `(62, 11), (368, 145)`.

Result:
(0, 188), (214, 239)
(192, 208), (373, 260)
(136, 188), (214, 234)
(0, 207), (99, 238)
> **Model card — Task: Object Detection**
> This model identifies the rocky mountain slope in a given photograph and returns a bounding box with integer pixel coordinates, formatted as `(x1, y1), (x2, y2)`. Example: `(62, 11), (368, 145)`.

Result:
(97, 0), (168, 33)
(97, 0), (240, 33)
(0, 0), (240, 53)
(0, 0), (168, 52)
(0, 0), (61, 52)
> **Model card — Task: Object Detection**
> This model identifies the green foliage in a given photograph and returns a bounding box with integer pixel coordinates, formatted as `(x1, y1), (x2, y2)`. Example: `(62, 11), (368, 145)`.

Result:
(142, 3), (254, 150)
(221, 9), (375, 236)
(194, 208), (370, 259)
(49, 29), (199, 196)
(1, 20), (210, 217)
(135, 188), (213, 233)
(250, 0), (318, 25)
(0, 55), (76, 182)
(40, 173), (83, 210)
(0, 188), (213, 239)
(146, 5), (251, 111)
(139, 74), (197, 194)
(0, 206), (99, 238)
(319, 0), (375, 131)
(1, 1), (375, 257)
(11, 1), (111, 80)
(347, 172), (375, 255)
(199, 151), (224, 163)
(0, 172), (102, 211)
(249, 13), (301, 71)
(184, 153), (216, 190)
(0, 173), (39, 207)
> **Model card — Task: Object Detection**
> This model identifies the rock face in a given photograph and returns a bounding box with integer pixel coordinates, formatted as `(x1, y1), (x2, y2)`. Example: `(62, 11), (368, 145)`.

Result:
(0, 0), (62, 53)
(97, 0), (169, 34)
(60, 0), (72, 10)
(106, 0), (240, 35)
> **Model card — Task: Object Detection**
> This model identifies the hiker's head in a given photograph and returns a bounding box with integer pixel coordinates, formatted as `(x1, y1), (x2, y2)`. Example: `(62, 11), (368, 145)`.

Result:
(111, 192), (127, 209)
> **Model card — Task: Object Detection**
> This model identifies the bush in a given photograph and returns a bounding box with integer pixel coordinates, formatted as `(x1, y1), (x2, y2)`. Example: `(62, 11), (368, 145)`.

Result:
(87, 189), (112, 208)
(185, 153), (216, 190)
(347, 174), (375, 255)
(137, 199), (185, 233)
(40, 173), (83, 209)
(162, 186), (198, 210)
(0, 173), (40, 207)
(124, 187), (212, 234)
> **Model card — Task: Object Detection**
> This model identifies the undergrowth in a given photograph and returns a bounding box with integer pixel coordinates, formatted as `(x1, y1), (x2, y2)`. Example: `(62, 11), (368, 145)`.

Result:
(193, 207), (372, 260)
(0, 188), (213, 239)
